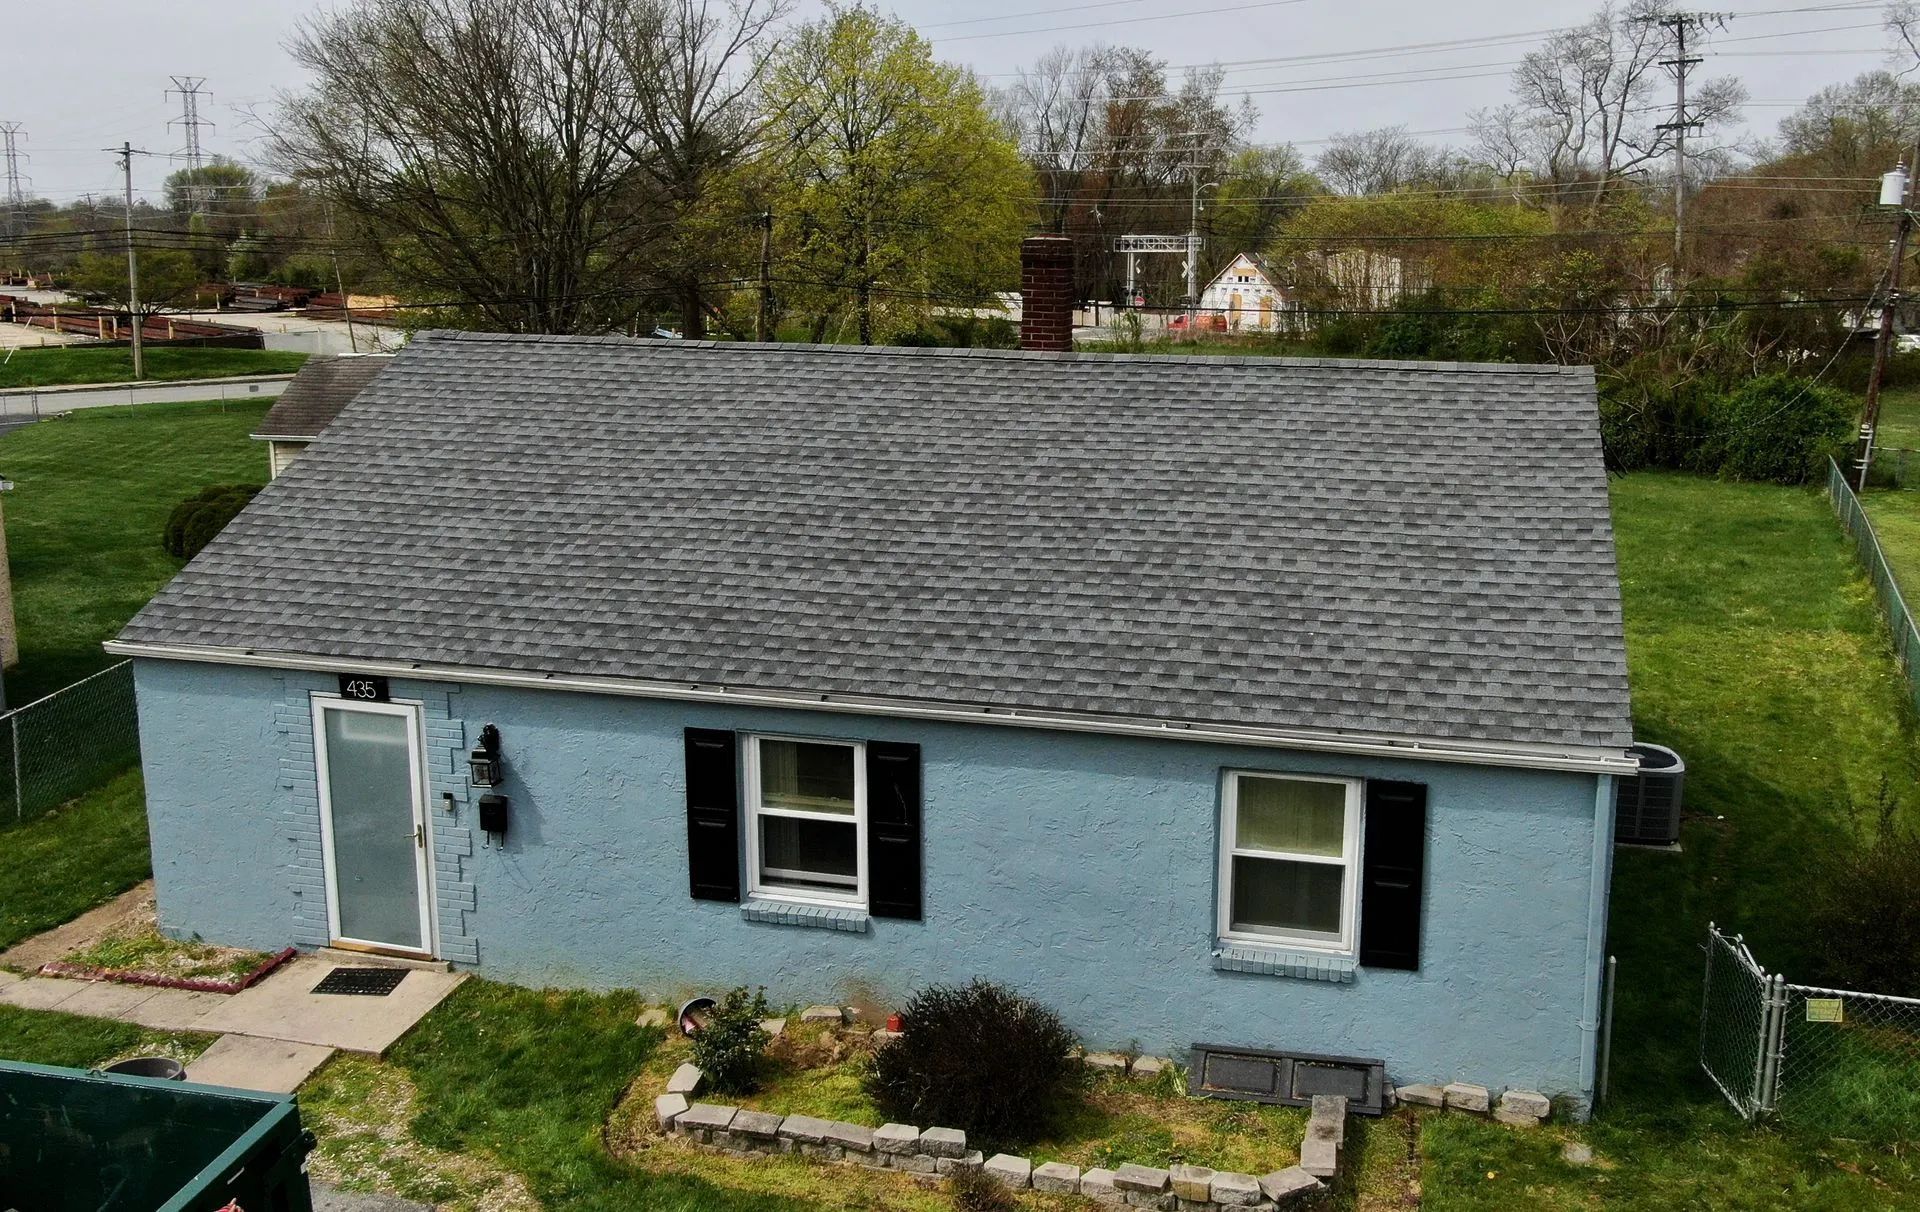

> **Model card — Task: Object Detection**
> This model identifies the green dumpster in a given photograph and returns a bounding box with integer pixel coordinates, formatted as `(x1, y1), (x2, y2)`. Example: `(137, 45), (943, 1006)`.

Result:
(0, 1059), (315, 1212)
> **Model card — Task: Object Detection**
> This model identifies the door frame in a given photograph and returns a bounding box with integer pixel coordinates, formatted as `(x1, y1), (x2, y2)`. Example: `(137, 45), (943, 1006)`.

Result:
(310, 693), (438, 958)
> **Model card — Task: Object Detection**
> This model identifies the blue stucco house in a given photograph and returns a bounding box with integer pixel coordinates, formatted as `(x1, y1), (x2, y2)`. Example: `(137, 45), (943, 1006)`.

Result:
(110, 325), (1634, 1109)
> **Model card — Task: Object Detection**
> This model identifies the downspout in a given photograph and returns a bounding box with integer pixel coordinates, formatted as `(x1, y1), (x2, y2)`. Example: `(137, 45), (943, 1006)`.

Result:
(1577, 772), (1618, 1115)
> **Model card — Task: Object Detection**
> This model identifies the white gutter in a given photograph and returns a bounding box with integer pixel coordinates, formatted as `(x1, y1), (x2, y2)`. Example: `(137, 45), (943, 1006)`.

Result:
(106, 639), (1640, 776)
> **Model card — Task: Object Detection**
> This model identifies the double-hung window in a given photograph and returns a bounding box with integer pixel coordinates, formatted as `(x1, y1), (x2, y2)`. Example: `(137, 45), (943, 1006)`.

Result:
(1218, 772), (1362, 955)
(745, 735), (866, 906)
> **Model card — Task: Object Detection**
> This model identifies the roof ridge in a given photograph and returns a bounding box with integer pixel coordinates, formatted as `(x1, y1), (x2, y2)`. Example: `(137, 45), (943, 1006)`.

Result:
(414, 330), (1589, 376)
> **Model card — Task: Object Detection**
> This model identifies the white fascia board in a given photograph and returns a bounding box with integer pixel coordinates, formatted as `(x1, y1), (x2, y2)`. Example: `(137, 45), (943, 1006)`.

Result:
(104, 639), (1640, 776)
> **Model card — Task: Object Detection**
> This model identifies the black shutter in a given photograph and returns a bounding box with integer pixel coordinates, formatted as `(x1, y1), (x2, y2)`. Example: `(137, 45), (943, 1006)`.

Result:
(684, 729), (740, 902)
(866, 742), (922, 920)
(1358, 779), (1426, 970)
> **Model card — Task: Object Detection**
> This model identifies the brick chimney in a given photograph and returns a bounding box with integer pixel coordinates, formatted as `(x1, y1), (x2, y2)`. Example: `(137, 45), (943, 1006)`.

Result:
(1019, 235), (1074, 352)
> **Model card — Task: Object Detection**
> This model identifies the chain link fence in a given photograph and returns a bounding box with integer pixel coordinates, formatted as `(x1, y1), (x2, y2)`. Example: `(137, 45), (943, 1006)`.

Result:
(0, 661), (141, 827)
(1700, 924), (1920, 1138)
(1826, 457), (1920, 716)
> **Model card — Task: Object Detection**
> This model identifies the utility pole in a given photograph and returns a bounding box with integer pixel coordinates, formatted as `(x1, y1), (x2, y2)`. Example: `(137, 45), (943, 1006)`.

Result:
(1858, 156), (1918, 492)
(111, 143), (147, 380)
(1643, 12), (1729, 279)
(756, 210), (774, 342)
(320, 195), (358, 354)
(166, 76), (212, 215)
(0, 123), (27, 242)
(1184, 163), (1219, 327)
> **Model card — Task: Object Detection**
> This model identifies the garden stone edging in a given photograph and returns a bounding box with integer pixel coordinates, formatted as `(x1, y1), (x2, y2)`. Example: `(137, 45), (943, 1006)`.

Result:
(655, 1063), (1327, 1209)
(1392, 1082), (1552, 1128)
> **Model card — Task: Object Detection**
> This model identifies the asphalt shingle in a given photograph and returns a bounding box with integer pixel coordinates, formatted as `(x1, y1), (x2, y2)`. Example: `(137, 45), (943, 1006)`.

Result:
(251, 353), (394, 439)
(124, 332), (1632, 752)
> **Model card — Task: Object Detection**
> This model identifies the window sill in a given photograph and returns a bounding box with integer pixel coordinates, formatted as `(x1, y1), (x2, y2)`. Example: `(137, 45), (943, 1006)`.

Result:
(741, 899), (869, 934)
(1212, 943), (1356, 983)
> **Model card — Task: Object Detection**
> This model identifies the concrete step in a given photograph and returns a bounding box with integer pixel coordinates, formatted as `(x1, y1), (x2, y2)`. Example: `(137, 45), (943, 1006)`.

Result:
(314, 947), (453, 973)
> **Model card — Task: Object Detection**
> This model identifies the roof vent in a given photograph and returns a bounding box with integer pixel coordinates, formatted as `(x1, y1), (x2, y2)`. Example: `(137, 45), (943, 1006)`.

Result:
(1614, 742), (1684, 847)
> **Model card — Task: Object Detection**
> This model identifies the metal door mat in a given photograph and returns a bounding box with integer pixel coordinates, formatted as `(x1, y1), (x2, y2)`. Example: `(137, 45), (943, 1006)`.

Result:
(311, 967), (408, 996)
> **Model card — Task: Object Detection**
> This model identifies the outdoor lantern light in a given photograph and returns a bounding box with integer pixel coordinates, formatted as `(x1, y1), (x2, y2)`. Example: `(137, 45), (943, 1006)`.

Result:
(1882, 162), (1910, 209)
(468, 723), (503, 788)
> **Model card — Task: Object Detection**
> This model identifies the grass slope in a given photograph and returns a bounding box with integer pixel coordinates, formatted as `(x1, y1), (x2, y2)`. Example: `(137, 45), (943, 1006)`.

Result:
(0, 768), (149, 951)
(0, 346), (306, 389)
(1, 398), (271, 703)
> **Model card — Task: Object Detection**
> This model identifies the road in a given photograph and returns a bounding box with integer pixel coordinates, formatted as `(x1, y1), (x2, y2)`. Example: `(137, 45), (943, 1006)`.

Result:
(0, 374), (294, 428)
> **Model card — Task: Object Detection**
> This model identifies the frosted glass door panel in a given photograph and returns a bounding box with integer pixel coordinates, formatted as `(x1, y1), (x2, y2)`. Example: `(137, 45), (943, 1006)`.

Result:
(322, 708), (423, 950)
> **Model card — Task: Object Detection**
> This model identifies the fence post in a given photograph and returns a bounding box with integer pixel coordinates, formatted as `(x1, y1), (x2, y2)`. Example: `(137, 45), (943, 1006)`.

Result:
(1597, 954), (1617, 1108)
(1699, 922), (1718, 1081)
(9, 712), (18, 824)
(1758, 973), (1788, 1118)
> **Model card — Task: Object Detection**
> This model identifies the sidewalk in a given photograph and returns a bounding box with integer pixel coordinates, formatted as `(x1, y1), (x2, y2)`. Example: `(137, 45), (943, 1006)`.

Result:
(0, 373), (295, 419)
(0, 951), (464, 1091)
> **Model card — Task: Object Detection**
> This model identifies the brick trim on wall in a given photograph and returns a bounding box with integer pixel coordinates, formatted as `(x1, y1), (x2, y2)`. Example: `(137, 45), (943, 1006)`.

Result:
(272, 674), (480, 964)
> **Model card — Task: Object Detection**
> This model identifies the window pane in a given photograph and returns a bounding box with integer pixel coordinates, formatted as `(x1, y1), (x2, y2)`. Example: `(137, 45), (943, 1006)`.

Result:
(760, 815), (857, 892)
(1232, 856), (1343, 937)
(759, 739), (855, 815)
(1236, 777), (1346, 856)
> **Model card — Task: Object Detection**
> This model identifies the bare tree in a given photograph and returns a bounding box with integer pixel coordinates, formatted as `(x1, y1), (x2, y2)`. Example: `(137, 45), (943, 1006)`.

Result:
(1479, 0), (1743, 207)
(1315, 126), (1459, 195)
(999, 45), (1110, 233)
(274, 0), (663, 333)
(617, 0), (791, 337)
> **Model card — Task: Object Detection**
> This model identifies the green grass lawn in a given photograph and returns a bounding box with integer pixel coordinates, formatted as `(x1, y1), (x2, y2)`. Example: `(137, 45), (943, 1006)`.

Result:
(0, 769), (150, 952)
(0, 1002), (210, 1070)
(2, 398), (271, 703)
(0, 346), (306, 389)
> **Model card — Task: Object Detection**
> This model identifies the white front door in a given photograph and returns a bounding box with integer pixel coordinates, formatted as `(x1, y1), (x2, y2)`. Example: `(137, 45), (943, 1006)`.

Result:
(313, 697), (435, 954)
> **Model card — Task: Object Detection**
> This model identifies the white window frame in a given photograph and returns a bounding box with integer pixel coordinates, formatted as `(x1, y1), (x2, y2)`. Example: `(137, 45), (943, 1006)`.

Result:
(744, 734), (867, 909)
(1217, 771), (1363, 957)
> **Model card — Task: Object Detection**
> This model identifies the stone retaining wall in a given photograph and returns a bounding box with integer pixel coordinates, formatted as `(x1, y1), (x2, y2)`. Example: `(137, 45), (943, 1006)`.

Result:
(654, 1095), (1327, 1209)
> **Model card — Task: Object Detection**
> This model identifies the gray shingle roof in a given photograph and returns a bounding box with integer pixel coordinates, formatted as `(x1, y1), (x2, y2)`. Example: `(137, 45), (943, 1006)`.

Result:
(252, 353), (393, 439)
(124, 332), (1632, 753)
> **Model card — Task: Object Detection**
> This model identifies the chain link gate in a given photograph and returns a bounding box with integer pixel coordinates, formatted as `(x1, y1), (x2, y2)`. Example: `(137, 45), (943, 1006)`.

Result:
(1701, 924), (1920, 1130)
(1699, 923), (1786, 1119)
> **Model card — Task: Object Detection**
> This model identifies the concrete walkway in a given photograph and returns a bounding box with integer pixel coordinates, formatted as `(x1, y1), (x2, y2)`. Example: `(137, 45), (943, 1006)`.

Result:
(0, 955), (465, 1092)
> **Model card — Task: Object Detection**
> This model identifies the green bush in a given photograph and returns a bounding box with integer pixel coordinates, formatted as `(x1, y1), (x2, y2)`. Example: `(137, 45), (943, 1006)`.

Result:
(865, 979), (1079, 1142)
(161, 483), (262, 560)
(687, 986), (770, 1095)
(1711, 374), (1853, 485)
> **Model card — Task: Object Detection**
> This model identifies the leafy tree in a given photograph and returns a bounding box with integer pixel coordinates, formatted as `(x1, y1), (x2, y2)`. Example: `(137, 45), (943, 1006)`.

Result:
(67, 249), (206, 318)
(163, 159), (261, 241)
(764, 5), (1032, 343)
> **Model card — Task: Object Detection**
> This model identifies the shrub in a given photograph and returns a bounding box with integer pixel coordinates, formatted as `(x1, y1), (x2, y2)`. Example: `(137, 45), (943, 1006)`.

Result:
(947, 1167), (1018, 1212)
(162, 483), (262, 560)
(1810, 783), (1920, 997)
(865, 979), (1079, 1142)
(1711, 373), (1853, 485)
(687, 986), (770, 1095)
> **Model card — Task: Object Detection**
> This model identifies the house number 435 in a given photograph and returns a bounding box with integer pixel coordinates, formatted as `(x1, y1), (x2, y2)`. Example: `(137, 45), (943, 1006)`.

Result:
(337, 674), (391, 703)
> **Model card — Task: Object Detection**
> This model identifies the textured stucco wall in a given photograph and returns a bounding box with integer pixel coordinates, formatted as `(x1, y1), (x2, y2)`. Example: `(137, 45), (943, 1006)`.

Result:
(135, 657), (1612, 1101)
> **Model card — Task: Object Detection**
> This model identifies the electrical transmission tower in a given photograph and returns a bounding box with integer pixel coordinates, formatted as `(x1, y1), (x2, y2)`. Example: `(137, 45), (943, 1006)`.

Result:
(166, 76), (213, 214)
(1641, 12), (1730, 277)
(0, 123), (29, 240)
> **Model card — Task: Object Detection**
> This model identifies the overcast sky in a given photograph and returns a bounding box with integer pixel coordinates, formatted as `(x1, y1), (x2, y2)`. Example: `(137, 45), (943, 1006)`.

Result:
(2, 0), (1903, 202)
